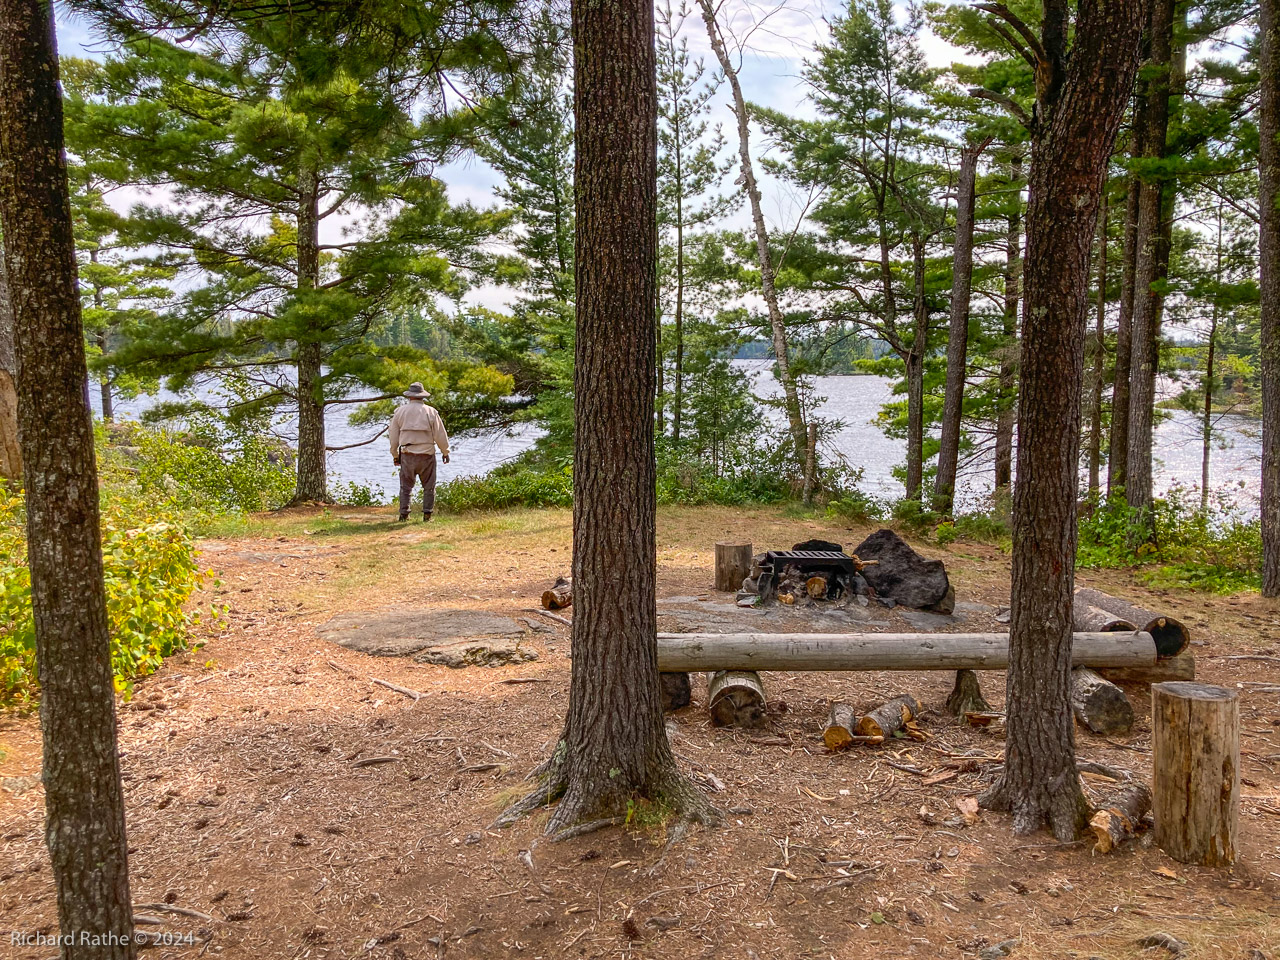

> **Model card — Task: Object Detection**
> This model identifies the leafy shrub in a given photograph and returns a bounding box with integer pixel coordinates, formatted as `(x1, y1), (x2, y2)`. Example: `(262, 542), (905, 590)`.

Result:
(437, 465), (574, 511)
(0, 490), (218, 710)
(102, 417), (295, 514)
(1078, 485), (1261, 593)
(331, 480), (385, 507)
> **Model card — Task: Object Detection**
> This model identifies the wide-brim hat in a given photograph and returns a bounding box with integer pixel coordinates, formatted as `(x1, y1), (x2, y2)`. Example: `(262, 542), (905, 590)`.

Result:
(403, 382), (430, 399)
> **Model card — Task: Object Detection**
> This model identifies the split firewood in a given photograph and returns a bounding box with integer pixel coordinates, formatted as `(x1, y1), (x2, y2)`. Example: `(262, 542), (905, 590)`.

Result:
(856, 694), (925, 740)
(823, 702), (883, 749)
(806, 576), (828, 600)
(541, 577), (572, 610)
(945, 669), (990, 717)
(1089, 780), (1152, 853)
(964, 711), (1004, 728)
(708, 670), (767, 728)
(1071, 667), (1135, 735)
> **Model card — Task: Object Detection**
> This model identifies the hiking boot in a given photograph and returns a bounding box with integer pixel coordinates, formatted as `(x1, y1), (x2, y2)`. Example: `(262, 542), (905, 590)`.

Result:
(423, 512), (433, 523)
(397, 513), (409, 522)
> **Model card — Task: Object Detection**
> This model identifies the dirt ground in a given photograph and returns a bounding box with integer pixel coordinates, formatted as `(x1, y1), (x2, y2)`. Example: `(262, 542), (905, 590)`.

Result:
(2, 504), (1280, 960)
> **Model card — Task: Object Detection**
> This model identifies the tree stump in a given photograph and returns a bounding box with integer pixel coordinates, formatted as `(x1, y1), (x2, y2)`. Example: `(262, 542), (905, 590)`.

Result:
(1070, 667), (1135, 735)
(714, 542), (752, 593)
(660, 672), (691, 712)
(707, 670), (766, 728)
(1152, 682), (1239, 865)
(945, 669), (990, 716)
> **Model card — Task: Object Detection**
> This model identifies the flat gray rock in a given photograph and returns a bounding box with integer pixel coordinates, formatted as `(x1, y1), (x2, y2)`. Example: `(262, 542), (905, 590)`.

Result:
(900, 609), (958, 630)
(414, 638), (538, 668)
(318, 608), (527, 660)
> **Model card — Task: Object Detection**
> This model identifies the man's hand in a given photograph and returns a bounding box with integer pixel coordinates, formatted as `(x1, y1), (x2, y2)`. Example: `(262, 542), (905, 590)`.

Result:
(393, 457), (400, 467)
(442, 453), (450, 464)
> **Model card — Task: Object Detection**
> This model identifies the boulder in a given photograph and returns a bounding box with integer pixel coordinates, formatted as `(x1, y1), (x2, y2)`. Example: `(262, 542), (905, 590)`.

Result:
(792, 538), (843, 553)
(850, 529), (953, 613)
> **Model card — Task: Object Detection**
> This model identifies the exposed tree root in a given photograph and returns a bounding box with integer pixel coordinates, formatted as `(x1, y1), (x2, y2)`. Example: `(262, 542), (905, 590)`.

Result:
(979, 767), (1090, 841)
(492, 753), (723, 840)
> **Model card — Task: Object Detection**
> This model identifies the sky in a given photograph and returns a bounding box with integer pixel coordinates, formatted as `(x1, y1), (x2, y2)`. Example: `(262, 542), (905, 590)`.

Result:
(53, 0), (968, 314)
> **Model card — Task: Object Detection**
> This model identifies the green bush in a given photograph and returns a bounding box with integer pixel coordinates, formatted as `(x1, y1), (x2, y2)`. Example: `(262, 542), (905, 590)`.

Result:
(1078, 486), (1261, 593)
(0, 490), (218, 711)
(104, 418), (295, 514)
(331, 480), (385, 507)
(437, 465), (574, 511)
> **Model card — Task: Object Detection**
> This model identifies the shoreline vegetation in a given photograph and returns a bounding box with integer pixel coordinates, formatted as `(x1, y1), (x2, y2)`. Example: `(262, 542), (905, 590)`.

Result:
(0, 415), (1265, 712)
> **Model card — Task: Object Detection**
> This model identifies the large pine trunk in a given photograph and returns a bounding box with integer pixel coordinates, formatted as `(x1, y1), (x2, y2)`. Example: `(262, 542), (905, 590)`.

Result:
(532, 0), (709, 834)
(1261, 0), (1280, 597)
(934, 142), (984, 513)
(1124, 0), (1175, 521)
(292, 171), (327, 504)
(0, 244), (19, 480)
(0, 1), (136, 954)
(979, 0), (1148, 840)
(994, 154), (1022, 493)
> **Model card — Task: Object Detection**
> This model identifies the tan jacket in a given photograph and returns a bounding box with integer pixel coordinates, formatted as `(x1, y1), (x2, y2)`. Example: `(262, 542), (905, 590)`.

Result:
(389, 400), (449, 457)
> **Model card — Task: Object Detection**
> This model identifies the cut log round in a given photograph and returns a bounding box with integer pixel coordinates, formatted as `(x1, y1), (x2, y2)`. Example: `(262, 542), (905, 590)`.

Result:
(655, 631), (1156, 672)
(660, 672), (691, 712)
(945, 669), (990, 716)
(1152, 681), (1239, 865)
(707, 670), (766, 728)
(715, 542), (753, 593)
(541, 577), (572, 610)
(823, 702), (867, 749)
(1098, 654), (1195, 685)
(855, 694), (923, 739)
(1071, 667), (1135, 736)
(1073, 587), (1189, 658)
(1089, 780), (1153, 853)
(805, 576), (828, 600)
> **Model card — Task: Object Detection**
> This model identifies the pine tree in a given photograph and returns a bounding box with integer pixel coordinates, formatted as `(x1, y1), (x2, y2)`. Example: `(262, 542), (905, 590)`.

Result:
(656, 0), (733, 444)
(974, 0), (1149, 839)
(67, 4), (524, 502)
(0, 1), (135, 954)
(1260, 0), (1280, 596)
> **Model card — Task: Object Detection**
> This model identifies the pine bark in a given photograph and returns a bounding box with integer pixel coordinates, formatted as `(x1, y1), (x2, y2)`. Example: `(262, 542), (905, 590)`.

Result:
(292, 168), (327, 503)
(699, 0), (806, 465)
(1260, 0), (1280, 597)
(530, 0), (709, 834)
(994, 154), (1022, 493)
(0, 0), (136, 954)
(0, 242), (20, 479)
(979, 0), (1149, 840)
(934, 142), (985, 513)
(1125, 0), (1176, 521)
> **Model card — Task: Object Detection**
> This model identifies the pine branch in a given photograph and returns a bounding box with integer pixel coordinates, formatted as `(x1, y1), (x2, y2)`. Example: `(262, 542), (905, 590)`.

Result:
(969, 88), (1032, 127)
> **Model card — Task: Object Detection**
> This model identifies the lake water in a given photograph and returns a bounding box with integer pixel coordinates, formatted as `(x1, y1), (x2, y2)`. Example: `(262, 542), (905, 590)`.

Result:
(93, 361), (1262, 514)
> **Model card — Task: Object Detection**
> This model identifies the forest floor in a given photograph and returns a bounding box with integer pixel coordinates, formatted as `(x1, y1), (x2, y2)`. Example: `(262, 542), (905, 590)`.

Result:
(2, 504), (1280, 960)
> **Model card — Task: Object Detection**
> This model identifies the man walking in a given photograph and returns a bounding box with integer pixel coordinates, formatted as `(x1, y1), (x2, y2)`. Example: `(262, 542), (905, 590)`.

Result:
(389, 382), (450, 521)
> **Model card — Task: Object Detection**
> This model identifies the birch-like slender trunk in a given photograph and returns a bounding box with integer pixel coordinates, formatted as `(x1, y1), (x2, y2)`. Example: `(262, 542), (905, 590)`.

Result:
(934, 141), (985, 513)
(698, 0), (806, 465)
